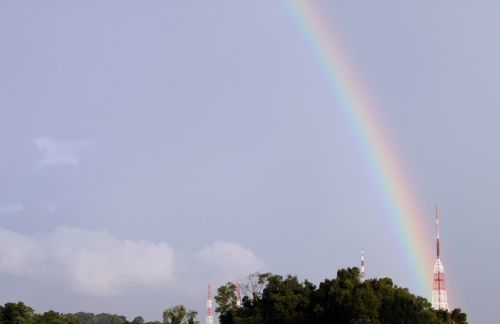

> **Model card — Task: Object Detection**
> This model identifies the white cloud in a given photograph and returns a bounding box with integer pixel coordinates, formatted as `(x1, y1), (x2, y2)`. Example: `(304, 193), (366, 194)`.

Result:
(0, 227), (266, 298)
(0, 204), (23, 214)
(0, 228), (40, 275)
(34, 137), (92, 166)
(195, 241), (266, 282)
(0, 227), (175, 296)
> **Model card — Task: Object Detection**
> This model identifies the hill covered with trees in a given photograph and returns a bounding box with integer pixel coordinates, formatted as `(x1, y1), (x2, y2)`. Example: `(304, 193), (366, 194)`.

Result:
(216, 268), (467, 324)
(0, 267), (466, 324)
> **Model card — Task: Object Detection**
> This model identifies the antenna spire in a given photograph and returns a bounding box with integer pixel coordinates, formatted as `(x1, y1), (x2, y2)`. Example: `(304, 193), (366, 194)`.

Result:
(436, 205), (440, 259)
(359, 249), (365, 283)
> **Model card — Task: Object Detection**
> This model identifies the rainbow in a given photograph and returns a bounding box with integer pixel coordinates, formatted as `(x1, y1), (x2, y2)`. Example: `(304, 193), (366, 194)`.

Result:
(283, 1), (433, 297)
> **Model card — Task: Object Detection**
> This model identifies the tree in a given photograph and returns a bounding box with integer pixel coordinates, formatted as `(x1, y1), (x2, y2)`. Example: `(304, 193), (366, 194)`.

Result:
(185, 311), (199, 324)
(242, 272), (271, 300)
(94, 313), (127, 324)
(163, 305), (198, 324)
(215, 282), (239, 314)
(215, 282), (239, 324)
(72, 312), (95, 324)
(70, 312), (127, 324)
(450, 308), (467, 324)
(163, 305), (186, 324)
(35, 310), (64, 324)
(0, 302), (36, 324)
(34, 310), (80, 324)
(131, 316), (145, 324)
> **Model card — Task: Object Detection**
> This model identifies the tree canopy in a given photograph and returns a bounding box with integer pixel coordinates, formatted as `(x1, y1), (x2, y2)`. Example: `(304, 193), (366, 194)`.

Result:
(215, 268), (468, 324)
(162, 305), (198, 324)
(0, 303), (195, 324)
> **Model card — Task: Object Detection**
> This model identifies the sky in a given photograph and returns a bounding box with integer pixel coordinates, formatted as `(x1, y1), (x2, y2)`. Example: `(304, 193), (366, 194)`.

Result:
(1, 1), (499, 322)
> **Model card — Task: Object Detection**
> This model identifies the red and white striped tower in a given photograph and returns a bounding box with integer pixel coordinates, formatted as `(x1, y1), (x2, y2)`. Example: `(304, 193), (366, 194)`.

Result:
(360, 249), (365, 283)
(206, 284), (214, 324)
(431, 206), (449, 311)
(236, 282), (242, 307)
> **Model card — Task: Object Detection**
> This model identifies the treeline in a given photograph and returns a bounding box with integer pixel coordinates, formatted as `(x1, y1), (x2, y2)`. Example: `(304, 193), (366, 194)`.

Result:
(0, 267), (468, 324)
(216, 268), (467, 324)
(0, 302), (197, 324)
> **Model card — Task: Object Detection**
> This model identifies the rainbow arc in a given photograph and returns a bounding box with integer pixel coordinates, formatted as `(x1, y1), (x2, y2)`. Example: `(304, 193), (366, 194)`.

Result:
(284, 1), (434, 297)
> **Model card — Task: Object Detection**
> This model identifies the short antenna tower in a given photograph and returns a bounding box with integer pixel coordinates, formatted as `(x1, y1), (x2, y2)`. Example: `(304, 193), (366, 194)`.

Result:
(206, 284), (214, 324)
(360, 249), (366, 283)
(236, 282), (242, 307)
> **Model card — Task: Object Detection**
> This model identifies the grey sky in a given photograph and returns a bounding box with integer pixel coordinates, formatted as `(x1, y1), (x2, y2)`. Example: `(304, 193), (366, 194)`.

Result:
(1, 1), (499, 322)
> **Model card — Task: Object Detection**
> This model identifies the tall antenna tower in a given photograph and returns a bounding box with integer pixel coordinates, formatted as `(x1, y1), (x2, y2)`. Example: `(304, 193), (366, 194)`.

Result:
(360, 249), (365, 283)
(206, 284), (214, 324)
(432, 205), (449, 311)
(236, 282), (242, 307)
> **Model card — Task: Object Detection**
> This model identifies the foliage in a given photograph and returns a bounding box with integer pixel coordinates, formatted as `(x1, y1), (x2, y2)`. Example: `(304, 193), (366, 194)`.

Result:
(0, 303), (82, 324)
(215, 268), (468, 324)
(0, 302), (35, 324)
(131, 316), (145, 324)
(162, 305), (198, 324)
(215, 282), (239, 316)
(241, 272), (272, 300)
(0, 303), (198, 324)
(35, 311), (80, 324)
(71, 312), (127, 324)
(184, 310), (198, 324)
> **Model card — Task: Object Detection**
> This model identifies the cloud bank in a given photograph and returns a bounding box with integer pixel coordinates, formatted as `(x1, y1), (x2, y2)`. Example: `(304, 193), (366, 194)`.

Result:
(196, 241), (266, 280)
(34, 137), (92, 166)
(0, 227), (265, 297)
(0, 227), (174, 296)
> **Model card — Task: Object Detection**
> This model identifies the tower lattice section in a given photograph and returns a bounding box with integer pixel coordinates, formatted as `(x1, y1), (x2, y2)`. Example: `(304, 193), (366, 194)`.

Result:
(431, 206), (449, 311)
